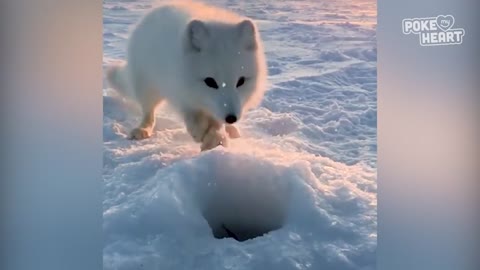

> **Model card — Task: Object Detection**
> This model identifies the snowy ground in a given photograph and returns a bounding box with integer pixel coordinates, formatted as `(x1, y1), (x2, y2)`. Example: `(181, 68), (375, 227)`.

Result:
(103, 0), (377, 269)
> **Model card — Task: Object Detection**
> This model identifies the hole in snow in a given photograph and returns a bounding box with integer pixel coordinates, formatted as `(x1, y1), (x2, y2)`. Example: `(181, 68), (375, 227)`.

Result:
(196, 153), (290, 242)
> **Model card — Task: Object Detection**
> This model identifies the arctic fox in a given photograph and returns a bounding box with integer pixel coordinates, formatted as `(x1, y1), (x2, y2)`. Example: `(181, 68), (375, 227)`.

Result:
(107, 1), (267, 151)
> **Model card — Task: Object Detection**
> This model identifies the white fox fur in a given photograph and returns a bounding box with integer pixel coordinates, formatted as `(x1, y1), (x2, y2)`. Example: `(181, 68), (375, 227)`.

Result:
(107, 1), (267, 151)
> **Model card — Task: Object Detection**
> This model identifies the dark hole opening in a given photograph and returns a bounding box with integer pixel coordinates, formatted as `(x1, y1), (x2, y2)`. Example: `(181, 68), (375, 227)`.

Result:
(200, 188), (287, 242)
(207, 221), (283, 242)
(195, 154), (290, 242)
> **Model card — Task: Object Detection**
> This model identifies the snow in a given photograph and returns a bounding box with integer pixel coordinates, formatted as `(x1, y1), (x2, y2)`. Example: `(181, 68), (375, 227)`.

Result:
(103, 0), (377, 269)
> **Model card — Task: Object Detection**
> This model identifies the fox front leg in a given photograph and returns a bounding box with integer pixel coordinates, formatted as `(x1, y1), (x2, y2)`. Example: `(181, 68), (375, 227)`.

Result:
(184, 111), (228, 151)
(184, 111), (210, 143)
(201, 123), (229, 151)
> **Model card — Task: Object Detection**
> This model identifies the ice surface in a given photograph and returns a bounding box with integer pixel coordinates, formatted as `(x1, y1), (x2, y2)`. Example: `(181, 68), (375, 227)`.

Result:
(103, 0), (377, 269)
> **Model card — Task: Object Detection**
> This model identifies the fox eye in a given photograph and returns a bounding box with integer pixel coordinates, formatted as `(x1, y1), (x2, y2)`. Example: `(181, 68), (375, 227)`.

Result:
(236, 76), (246, 88)
(204, 77), (218, 89)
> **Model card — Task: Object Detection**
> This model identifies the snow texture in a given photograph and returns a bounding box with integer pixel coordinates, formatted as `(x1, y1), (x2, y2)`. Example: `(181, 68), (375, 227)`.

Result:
(103, 0), (377, 269)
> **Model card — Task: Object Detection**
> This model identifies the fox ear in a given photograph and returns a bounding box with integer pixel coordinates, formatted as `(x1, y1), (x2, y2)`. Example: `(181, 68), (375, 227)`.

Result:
(187, 20), (209, 51)
(237, 20), (257, 50)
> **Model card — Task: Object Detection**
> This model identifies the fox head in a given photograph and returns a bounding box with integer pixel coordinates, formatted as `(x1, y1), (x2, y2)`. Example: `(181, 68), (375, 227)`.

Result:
(182, 19), (267, 124)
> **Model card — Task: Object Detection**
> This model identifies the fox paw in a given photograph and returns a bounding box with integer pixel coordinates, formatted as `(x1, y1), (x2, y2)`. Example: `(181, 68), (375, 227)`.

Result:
(129, 127), (152, 140)
(201, 126), (228, 151)
(225, 125), (241, 139)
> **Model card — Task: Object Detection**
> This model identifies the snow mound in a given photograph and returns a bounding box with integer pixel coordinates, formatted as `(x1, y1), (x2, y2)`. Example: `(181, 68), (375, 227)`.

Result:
(103, 122), (376, 269)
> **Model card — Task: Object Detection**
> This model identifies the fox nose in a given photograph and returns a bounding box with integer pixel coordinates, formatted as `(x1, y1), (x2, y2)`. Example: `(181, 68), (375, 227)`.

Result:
(225, 114), (237, 124)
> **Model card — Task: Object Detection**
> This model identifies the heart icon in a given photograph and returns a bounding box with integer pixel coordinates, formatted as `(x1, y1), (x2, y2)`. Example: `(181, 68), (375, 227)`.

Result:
(436, 15), (455, 32)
